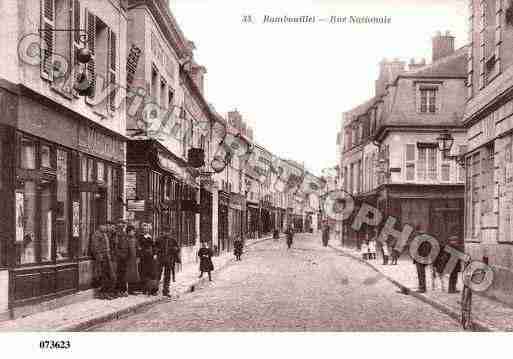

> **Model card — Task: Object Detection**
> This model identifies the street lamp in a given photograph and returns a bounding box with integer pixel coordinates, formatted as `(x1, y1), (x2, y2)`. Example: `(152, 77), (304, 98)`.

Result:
(436, 130), (465, 167)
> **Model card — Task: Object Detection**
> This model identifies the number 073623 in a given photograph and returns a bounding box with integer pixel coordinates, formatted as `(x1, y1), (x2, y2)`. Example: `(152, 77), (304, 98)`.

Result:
(39, 340), (71, 350)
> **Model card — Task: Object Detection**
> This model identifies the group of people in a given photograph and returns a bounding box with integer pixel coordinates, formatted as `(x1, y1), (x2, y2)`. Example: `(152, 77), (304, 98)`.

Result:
(361, 238), (399, 265)
(89, 221), (183, 300)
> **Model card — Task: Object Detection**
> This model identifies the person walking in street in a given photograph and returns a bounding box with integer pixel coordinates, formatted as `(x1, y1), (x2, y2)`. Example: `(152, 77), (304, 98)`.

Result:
(90, 224), (116, 300)
(125, 225), (141, 295)
(286, 225), (294, 249)
(198, 241), (214, 281)
(382, 240), (390, 265)
(139, 223), (159, 295)
(369, 237), (377, 260)
(115, 222), (130, 297)
(361, 240), (369, 260)
(322, 224), (330, 247)
(233, 236), (244, 261)
(156, 231), (180, 297)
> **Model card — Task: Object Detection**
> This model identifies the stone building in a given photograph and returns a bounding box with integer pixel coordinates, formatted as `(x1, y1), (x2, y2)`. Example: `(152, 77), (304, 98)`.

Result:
(0, 0), (128, 317)
(463, 0), (513, 305)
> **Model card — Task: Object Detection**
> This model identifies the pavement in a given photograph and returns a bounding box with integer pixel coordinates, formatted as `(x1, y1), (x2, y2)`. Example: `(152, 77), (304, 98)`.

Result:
(0, 236), (273, 332)
(93, 233), (461, 331)
(328, 242), (513, 331)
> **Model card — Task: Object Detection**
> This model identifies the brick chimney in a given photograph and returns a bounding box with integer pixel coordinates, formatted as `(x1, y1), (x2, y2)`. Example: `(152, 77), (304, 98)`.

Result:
(375, 58), (406, 96)
(432, 30), (455, 62)
(190, 64), (207, 95)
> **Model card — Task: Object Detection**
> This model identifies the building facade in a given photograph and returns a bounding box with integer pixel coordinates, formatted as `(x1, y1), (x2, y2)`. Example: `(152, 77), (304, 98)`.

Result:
(463, 0), (513, 305)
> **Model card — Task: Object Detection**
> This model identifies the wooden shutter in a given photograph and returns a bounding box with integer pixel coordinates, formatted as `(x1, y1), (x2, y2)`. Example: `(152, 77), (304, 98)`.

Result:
(108, 29), (117, 112)
(86, 9), (96, 99)
(405, 144), (415, 181)
(41, 0), (55, 81)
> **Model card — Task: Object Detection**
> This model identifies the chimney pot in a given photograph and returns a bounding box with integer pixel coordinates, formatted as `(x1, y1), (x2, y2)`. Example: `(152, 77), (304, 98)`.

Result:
(432, 31), (455, 62)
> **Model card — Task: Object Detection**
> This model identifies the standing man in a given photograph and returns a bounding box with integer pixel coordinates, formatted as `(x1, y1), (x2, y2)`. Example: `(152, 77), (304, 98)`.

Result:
(156, 230), (180, 297)
(322, 224), (330, 247)
(90, 224), (116, 300)
(447, 235), (463, 294)
(412, 232), (432, 293)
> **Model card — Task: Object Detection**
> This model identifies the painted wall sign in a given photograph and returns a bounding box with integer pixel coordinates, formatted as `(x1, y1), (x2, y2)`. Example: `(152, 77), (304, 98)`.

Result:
(78, 125), (125, 162)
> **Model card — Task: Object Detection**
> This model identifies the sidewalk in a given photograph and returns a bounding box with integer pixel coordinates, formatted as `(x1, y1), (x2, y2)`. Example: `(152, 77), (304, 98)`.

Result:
(329, 243), (513, 331)
(0, 236), (272, 332)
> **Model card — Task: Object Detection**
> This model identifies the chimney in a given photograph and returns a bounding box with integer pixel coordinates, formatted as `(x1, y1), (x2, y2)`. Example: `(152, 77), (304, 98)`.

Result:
(375, 58), (406, 96)
(228, 110), (243, 131)
(432, 30), (455, 62)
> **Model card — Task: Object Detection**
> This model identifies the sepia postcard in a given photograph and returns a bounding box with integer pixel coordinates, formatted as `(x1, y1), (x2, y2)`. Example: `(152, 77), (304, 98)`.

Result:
(0, 0), (509, 357)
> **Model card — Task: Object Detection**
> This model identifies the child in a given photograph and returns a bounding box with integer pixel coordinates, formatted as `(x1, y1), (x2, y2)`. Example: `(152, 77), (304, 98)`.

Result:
(368, 239), (376, 260)
(198, 242), (214, 281)
(382, 242), (389, 265)
(361, 241), (369, 260)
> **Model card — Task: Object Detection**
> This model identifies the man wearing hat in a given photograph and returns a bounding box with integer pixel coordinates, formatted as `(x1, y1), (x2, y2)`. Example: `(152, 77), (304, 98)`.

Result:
(447, 234), (463, 294)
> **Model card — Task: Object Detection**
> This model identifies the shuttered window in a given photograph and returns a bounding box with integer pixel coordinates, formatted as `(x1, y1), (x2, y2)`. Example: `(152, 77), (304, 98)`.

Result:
(41, 0), (55, 81)
(71, 0), (81, 96)
(108, 29), (117, 112)
(86, 9), (96, 99)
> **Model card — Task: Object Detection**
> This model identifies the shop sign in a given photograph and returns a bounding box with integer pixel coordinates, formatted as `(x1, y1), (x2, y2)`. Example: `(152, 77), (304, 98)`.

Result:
(78, 125), (125, 162)
(15, 192), (24, 243)
(72, 201), (80, 237)
(127, 200), (146, 212)
(126, 172), (137, 200)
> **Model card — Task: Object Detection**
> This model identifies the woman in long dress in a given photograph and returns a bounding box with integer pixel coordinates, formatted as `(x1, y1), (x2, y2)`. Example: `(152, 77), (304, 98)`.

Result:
(198, 242), (214, 281)
(139, 223), (159, 295)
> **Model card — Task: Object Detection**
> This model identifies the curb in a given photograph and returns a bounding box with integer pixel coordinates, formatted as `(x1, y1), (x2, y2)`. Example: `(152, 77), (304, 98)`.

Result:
(60, 237), (272, 331)
(328, 244), (497, 332)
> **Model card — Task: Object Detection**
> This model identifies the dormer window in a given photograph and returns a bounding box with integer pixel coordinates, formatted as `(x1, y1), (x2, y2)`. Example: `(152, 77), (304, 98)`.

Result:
(419, 87), (438, 113)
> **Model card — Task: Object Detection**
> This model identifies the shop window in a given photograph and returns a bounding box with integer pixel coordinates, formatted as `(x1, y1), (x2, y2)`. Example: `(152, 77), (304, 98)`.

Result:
(87, 158), (94, 182)
(40, 182), (53, 262)
(17, 182), (37, 264)
(97, 161), (105, 183)
(56, 149), (70, 259)
(20, 138), (36, 170)
(40, 145), (52, 168)
(80, 156), (87, 182)
(80, 192), (92, 257)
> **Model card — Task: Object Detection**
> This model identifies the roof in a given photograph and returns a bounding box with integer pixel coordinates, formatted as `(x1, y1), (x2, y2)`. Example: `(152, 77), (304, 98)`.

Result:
(399, 46), (467, 80)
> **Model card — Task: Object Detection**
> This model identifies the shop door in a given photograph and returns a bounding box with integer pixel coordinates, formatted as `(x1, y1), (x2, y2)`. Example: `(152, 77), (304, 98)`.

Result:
(431, 208), (463, 246)
(93, 188), (107, 232)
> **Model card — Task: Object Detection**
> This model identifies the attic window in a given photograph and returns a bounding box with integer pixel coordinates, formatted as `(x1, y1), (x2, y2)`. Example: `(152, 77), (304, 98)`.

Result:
(419, 87), (438, 113)
(486, 54), (496, 70)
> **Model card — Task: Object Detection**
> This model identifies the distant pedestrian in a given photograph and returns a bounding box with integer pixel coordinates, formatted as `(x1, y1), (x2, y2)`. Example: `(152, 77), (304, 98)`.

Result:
(322, 224), (330, 247)
(198, 242), (214, 281)
(139, 223), (159, 295)
(156, 231), (180, 297)
(286, 226), (294, 249)
(361, 240), (369, 260)
(382, 241), (390, 265)
(233, 236), (244, 261)
(90, 224), (116, 300)
(125, 225), (140, 294)
(368, 238), (376, 260)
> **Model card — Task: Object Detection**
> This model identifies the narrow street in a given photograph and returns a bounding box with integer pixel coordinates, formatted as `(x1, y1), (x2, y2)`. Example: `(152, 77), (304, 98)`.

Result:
(94, 234), (461, 331)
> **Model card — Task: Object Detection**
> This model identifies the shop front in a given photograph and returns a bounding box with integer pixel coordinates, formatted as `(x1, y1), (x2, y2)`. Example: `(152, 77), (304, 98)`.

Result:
(246, 201), (259, 239)
(126, 140), (197, 250)
(0, 86), (125, 314)
(218, 191), (230, 252)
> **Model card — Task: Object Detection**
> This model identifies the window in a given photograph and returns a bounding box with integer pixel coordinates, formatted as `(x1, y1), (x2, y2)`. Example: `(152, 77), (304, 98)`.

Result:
(441, 163), (451, 182)
(428, 147), (438, 180)
(420, 88), (437, 113)
(40, 145), (52, 168)
(20, 139), (36, 169)
(56, 149), (70, 260)
(472, 152), (481, 237)
(40, 182), (53, 262)
(17, 182), (37, 264)
(417, 148), (427, 180)
(405, 144), (415, 181)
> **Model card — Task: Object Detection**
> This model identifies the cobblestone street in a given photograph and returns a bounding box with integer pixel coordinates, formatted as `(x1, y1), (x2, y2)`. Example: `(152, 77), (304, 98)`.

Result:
(94, 234), (461, 331)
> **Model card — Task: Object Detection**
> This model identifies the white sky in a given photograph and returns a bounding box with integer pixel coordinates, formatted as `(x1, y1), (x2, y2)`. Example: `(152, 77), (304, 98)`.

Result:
(171, 0), (467, 176)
